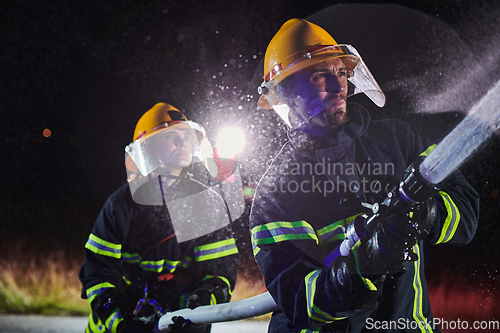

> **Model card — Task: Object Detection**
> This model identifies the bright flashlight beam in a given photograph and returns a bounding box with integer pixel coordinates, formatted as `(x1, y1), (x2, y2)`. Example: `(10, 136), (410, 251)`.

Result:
(215, 127), (246, 158)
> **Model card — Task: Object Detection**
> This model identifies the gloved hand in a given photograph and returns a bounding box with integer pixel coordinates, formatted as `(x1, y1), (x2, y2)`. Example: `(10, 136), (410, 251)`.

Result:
(118, 313), (159, 333)
(184, 277), (230, 309)
(117, 317), (149, 333)
(184, 287), (213, 309)
(92, 288), (130, 332)
(329, 254), (385, 311)
(355, 212), (418, 276)
(329, 213), (418, 310)
(411, 196), (438, 239)
(168, 316), (209, 333)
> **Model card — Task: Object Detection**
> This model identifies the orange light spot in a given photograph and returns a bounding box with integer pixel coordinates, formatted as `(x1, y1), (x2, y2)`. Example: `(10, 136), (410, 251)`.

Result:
(43, 129), (52, 137)
(492, 190), (499, 198)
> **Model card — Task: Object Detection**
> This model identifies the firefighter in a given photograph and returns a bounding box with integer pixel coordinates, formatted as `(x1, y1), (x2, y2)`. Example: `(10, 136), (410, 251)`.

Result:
(80, 103), (239, 333)
(250, 19), (479, 332)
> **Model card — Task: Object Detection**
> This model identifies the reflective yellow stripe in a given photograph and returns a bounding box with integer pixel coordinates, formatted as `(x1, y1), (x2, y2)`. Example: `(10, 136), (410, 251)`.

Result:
(252, 243), (261, 257)
(316, 220), (345, 237)
(105, 308), (123, 333)
(203, 275), (233, 296)
(419, 144), (437, 157)
(194, 238), (238, 262)
(305, 270), (347, 323)
(251, 221), (318, 258)
(412, 243), (433, 333)
(142, 259), (182, 272)
(351, 242), (377, 291)
(86, 282), (115, 304)
(87, 312), (106, 333)
(317, 214), (361, 247)
(85, 234), (121, 259)
(121, 253), (182, 273)
(436, 191), (460, 244)
(251, 221), (318, 246)
(305, 270), (335, 323)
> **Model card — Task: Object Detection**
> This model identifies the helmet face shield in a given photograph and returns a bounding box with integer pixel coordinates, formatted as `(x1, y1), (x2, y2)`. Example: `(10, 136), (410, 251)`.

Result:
(259, 45), (385, 129)
(125, 121), (217, 195)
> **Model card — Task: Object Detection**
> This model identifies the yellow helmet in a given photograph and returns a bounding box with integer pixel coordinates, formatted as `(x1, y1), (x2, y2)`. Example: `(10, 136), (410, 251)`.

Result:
(125, 102), (217, 179)
(133, 102), (189, 141)
(257, 19), (385, 128)
(258, 18), (359, 109)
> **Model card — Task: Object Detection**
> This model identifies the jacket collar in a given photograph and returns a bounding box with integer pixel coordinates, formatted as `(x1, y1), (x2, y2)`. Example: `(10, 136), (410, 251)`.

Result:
(287, 103), (371, 152)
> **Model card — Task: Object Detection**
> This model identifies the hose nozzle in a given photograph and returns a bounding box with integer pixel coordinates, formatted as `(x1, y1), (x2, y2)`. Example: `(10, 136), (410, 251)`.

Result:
(384, 158), (435, 209)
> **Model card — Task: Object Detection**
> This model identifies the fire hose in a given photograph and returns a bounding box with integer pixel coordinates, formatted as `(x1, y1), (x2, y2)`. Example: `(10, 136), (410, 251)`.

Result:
(153, 291), (278, 332)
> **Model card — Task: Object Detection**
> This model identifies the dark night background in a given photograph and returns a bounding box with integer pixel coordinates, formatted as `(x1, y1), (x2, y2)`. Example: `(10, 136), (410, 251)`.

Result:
(1, 0), (500, 300)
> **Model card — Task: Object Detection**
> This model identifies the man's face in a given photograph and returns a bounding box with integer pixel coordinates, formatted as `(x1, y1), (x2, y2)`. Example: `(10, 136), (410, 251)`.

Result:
(281, 57), (349, 129)
(155, 127), (196, 170)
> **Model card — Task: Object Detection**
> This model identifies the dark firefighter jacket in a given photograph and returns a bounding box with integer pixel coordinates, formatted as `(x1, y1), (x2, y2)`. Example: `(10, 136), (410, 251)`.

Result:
(80, 173), (239, 333)
(249, 104), (479, 333)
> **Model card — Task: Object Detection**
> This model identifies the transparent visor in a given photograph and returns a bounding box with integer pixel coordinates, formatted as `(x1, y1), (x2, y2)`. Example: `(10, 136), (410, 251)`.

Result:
(125, 121), (217, 181)
(258, 44), (385, 129)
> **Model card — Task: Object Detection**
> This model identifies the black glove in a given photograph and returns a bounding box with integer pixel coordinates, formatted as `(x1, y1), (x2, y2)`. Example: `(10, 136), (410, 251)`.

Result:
(117, 317), (149, 333)
(183, 287), (213, 310)
(411, 196), (438, 239)
(329, 255), (385, 311)
(120, 313), (158, 333)
(168, 316), (209, 333)
(91, 288), (129, 331)
(355, 212), (418, 276)
(184, 278), (230, 309)
(328, 213), (417, 311)
(92, 287), (155, 333)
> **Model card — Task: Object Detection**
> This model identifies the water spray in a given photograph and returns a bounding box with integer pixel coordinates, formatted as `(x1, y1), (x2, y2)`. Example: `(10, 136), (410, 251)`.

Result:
(420, 79), (500, 184)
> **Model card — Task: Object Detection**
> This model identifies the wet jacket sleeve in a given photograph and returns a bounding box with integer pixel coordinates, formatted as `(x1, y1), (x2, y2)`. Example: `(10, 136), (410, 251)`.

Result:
(395, 121), (479, 246)
(250, 174), (367, 330)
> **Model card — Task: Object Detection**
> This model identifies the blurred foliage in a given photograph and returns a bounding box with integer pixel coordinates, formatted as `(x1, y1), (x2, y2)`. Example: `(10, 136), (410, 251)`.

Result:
(0, 246), (89, 316)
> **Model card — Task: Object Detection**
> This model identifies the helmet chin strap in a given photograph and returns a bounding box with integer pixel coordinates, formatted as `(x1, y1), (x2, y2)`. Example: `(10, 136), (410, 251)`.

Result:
(159, 167), (190, 195)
